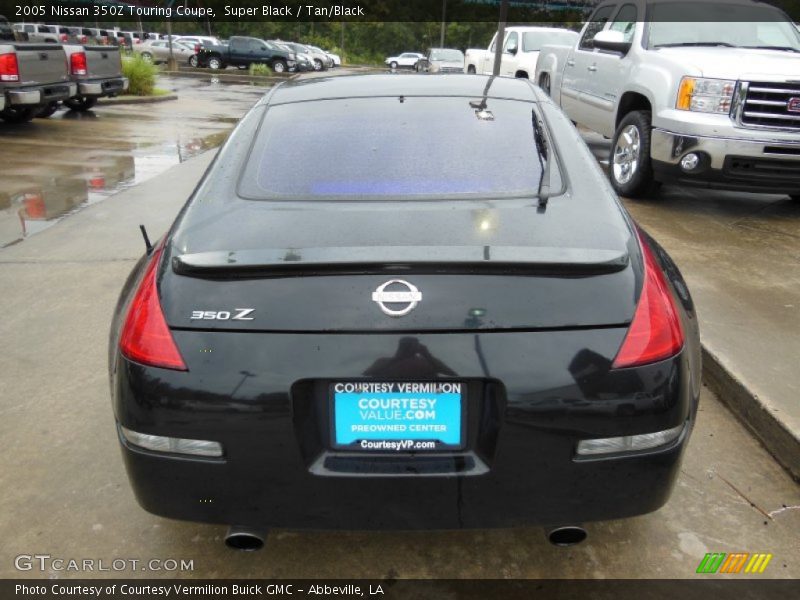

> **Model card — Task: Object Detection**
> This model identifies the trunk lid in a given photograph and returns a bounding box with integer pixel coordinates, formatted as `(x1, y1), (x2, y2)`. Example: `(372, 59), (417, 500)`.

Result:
(161, 201), (638, 332)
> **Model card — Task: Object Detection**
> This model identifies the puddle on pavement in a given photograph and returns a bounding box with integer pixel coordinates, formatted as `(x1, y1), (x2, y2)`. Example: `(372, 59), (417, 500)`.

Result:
(0, 130), (228, 249)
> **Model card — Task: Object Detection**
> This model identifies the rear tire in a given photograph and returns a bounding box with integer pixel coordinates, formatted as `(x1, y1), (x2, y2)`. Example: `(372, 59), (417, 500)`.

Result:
(313, 59), (323, 71)
(64, 96), (98, 112)
(271, 59), (287, 73)
(609, 110), (659, 198)
(140, 52), (153, 62)
(188, 55), (198, 68)
(208, 56), (223, 70)
(35, 101), (59, 118)
(0, 106), (37, 123)
(390, 61), (398, 69)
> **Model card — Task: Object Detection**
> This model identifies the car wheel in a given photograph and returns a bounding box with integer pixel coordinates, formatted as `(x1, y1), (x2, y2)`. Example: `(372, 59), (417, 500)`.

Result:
(0, 106), (37, 123)
(35, 101), (59, 118)
(64, 96), (98, 112)
(390, 61), (398, 69)
(610, 110), (659, 198)
(272, 60), (287, 73)
(208, 57), (222, 70)
(467, 65), (476, 74)
(140, 52), (153, 62)
(188, 55), (198, 68)
(539, 73), (551, 96)
(313, 59), (323, 71)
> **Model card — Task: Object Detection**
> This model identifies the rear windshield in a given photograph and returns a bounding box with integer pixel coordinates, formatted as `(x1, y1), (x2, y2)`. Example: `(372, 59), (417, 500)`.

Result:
(239, 97), (551, 201)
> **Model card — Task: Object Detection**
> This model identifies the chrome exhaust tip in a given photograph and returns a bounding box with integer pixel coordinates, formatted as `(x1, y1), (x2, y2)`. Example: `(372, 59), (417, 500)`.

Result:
(546, 525), (587, 547)
(224, 525), (266, 551)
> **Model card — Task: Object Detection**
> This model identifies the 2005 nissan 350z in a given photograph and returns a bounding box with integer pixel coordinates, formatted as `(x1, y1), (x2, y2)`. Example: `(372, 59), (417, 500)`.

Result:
(109, 74), (700, 549)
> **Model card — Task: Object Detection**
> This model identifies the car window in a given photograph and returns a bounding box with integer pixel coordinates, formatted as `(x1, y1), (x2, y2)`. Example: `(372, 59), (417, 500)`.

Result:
(240, 97), (552, 201)
(248, 39), (266, 51)
(578, 4), (616, 50)
(609, 4), (637, 43)
(504, 31), (519, 53)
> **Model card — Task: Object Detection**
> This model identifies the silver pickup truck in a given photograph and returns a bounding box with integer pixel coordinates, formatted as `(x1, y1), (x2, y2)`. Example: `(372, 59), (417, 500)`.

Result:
(59, 44), (127, 111)
(0, 42), (76, 122)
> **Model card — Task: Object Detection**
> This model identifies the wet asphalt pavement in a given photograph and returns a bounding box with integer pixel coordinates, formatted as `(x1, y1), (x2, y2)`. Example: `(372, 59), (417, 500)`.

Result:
(0, 71), (798, 579)
(0, 76), (264, 249)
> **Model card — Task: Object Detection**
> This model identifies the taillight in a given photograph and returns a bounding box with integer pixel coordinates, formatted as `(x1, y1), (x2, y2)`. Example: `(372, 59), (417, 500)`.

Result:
(0, 53), (20, 82)
(612, 229), (684, 369)
(119, 244), (187, 371)
(80, 35), (87, 44)
(70, 51), (87, 76)
(195, 44), (201, 53)
(60, 33), (68, 42)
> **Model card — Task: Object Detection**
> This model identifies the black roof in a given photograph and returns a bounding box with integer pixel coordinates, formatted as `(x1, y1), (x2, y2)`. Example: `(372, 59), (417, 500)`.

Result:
(262, 74), (541, 105)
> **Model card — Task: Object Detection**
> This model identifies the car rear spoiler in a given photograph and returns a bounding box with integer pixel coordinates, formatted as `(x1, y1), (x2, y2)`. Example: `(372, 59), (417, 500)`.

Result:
(171, 246), (629, 277)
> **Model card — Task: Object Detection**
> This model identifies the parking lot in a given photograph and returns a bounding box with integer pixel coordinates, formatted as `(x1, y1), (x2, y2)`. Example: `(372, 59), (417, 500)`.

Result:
(0, 70), (798, 579)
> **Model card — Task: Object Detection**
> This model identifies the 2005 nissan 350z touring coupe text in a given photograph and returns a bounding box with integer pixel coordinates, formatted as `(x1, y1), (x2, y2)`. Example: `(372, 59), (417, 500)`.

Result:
(109, 74), (700, 549)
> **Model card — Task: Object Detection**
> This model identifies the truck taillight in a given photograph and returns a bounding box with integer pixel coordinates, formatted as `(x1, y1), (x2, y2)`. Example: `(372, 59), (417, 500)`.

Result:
(60, 33), (68, 42)
(0, 53), (20, 82)
(70, 51), (88, 76)
(611, 228), (684, 369)
(80, 35), (87, 43)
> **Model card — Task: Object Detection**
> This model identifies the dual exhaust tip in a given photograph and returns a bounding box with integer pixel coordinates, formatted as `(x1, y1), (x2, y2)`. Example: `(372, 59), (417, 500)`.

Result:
(224, 525), (587, 551)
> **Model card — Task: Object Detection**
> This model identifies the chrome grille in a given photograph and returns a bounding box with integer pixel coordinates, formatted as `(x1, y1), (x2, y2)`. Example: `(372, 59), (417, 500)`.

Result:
(739, 81), (800, 130)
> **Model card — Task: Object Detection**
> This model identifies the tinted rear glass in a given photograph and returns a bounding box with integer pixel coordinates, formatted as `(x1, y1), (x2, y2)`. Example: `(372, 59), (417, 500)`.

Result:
(239, 97), (549, 201)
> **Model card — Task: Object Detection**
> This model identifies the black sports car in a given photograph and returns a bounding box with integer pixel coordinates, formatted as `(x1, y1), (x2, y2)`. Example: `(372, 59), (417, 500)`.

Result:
(109, 74), (700, 549)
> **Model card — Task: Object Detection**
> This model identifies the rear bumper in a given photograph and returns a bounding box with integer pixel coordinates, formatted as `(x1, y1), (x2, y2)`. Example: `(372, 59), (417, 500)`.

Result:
(112, 329), (698, 530)
(651, 128), (800, 194)
(5, 83), (76, 107)
(77, 77), (128, 97)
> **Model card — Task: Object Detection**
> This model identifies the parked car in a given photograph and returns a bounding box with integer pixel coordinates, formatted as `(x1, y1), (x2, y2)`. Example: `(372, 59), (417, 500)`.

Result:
(60, 44), (128, 112)
(306, 45), (335, 69)
(278, 41), (330, 70)
(323, 49), (341, 66)
(0, 42), (76, 122)
(415, 48), (465, 73)
(135, 39), (195, 65)
(196, 36), (296, 72)
(109, 74), (700, 547)
(266, 40), (317, 71)
(12, 23), (59, 43)
(384, 52), (424, 69)
(464, 26), (578, 78)
(535, 0), (800, 199)
(176, 36), (222, 50)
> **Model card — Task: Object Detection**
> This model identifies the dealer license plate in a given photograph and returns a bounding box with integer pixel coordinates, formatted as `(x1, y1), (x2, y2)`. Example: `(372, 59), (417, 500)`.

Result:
(332, 381), (464, 451)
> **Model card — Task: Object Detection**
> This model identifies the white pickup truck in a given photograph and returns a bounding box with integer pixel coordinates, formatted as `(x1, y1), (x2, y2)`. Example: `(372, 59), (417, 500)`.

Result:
(464, 26), (578, 79)
(535, 0), (800, 200)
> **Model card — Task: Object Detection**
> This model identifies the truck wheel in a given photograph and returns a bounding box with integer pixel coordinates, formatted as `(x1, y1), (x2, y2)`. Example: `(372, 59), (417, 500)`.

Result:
(610, 110), (658, 198)
(271, 60), (287, 73)
(539, 73), (551, 96)
(64, 96), (98, 111)
(35, 102), (60, 118)
(189, 55), (198, 68)
(467, 65), (476, 74)
(0, 106), (37, 123)
(208, 57), (223, 70)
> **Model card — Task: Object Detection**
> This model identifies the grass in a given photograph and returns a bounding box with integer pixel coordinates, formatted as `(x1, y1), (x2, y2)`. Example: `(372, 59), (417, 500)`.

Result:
(248, 63), (272, 76)
(121, 55), (159, 96)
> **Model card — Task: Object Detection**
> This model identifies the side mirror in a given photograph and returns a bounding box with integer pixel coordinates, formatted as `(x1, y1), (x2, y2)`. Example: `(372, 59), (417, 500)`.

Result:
(593, 30), (632, 54)
(506, 45), (518, 55)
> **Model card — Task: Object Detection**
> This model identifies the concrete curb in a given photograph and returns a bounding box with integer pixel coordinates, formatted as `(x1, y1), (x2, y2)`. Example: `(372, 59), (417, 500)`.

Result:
(165, 69), (287, 84)
(702, 345), (800, 481)
(97, 94), (178, 106)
